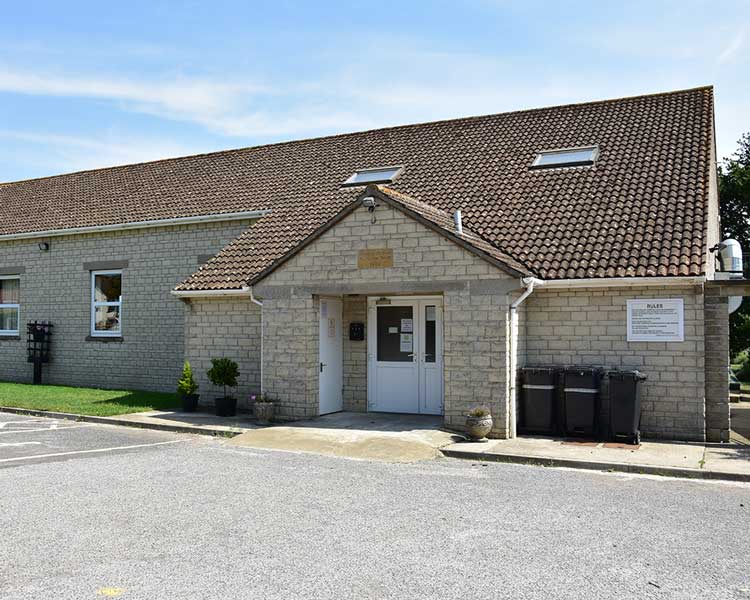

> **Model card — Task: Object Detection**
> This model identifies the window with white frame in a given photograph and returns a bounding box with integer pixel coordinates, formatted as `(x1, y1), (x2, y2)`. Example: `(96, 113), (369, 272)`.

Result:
(0, 276), (20, 335)
(91, 270), (122, 337)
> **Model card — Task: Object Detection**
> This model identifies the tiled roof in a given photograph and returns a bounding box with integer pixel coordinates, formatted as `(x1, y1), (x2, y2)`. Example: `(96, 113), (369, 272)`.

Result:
(0, 86), (715, 289)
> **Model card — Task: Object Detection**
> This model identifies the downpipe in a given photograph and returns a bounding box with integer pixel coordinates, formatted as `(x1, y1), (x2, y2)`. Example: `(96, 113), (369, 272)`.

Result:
(508, 277), (544, 438)
(250, 288), (264, 394)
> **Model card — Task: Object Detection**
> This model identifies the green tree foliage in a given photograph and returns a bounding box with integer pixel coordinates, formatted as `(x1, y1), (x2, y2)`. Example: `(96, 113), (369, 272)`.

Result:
(719, 133), (750, 359)
(207, 357), (240, 398)
(176, 360), (198, 397)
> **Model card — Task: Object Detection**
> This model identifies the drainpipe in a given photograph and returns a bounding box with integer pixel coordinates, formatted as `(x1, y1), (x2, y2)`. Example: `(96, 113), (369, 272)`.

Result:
(250, 288), (263, 394)
(508, 277), (545, 438)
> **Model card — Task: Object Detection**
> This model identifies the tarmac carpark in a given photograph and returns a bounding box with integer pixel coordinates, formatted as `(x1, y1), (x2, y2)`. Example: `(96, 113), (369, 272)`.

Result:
(0, 412), (187, 467)
(2, 411), (750, 599)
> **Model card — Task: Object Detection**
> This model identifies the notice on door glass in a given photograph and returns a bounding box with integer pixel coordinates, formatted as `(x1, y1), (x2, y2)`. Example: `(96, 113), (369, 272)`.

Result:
(627, 299), (684, 342)
(328, 318), (336, 338)
(399, 333), (413, 352)
(400, 318), (413, 333)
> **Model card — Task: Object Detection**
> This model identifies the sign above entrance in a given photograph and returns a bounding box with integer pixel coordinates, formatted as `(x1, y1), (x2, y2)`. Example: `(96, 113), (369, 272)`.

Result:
(357, 248), (393, 269)
(627, 298), (684, 342)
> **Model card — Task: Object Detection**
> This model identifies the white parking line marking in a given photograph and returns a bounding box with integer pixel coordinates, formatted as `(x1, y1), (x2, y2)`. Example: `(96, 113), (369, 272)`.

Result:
(0, 439), (186, 463)
(0, 441), (43, 448)
(0, 424), (95, 435)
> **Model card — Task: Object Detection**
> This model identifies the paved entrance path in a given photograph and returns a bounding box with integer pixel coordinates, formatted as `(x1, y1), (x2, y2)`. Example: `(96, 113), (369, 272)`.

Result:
(1, 412), (749, 599)
(229, 412), (460, 462)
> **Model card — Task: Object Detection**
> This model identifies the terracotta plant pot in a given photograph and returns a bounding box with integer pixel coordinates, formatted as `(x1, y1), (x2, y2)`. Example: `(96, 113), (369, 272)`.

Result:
(254, 401), (275, 425)
(181, 393), (199, 413)
(466, 413), (493, 441)
(215, 396), (237, 417)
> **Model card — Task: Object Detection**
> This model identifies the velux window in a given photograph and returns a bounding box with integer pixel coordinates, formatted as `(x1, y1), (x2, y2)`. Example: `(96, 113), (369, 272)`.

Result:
(531, 146), (598, 169)
(91, 270), (122, 337)
(0, 276), (20, 336)
(342, 166), (403, 187)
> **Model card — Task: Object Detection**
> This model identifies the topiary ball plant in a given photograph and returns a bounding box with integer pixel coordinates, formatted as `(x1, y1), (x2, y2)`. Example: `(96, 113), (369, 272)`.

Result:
(176, 361), (198, 397)
(207, 357), (240, 399)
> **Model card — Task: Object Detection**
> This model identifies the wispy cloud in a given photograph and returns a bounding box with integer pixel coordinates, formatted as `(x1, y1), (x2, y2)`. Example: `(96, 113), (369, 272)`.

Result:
(0, 129), (197, 175)
(718, 30), (745, 64)
(0, 67), (268, 128)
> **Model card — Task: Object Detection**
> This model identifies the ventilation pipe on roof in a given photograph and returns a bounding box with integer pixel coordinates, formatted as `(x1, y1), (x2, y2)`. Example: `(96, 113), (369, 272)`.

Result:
(250, 289), (264, 394)
(508, 277), (545, 438)
(453, 210), (463, 235)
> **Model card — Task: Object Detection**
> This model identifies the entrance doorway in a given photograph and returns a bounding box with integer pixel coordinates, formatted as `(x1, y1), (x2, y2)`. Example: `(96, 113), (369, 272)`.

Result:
(367, 296), (443, 415)
(319, 297), (343, 415)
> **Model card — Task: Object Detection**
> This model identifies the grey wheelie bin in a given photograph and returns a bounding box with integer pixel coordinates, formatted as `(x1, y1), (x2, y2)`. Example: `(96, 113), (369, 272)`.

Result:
(562, 367), (603, 437)
(519, 367), (558, 434)
(608, 370), (647, 445)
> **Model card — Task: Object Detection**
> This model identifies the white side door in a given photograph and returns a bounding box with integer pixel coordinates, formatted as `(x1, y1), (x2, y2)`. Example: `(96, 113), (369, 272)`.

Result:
(319, 297), (343, 415)
(418, 300), (443, 415)
(367, 299), (420, 413)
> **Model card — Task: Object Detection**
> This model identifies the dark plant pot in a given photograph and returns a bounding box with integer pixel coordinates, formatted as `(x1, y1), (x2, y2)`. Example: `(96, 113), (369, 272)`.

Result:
(181, 393), (199, 413)
(466, 414), (493, 441)
(254, 401), (275, 425)
(215, 396), (237, 417)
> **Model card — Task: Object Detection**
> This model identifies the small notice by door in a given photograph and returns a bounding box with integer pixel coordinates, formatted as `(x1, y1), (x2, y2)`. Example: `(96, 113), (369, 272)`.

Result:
(399, 333), (413, 352)
(627, 298), (684, 342)
(357, 248), (393, 269)
(400, 318), (413, 333)
(328, 318), (336, 338)
(388, 326), (398, 334)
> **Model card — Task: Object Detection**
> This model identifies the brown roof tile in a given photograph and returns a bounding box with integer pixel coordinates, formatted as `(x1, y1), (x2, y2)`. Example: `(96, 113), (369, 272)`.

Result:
(0, 86), (715, 289)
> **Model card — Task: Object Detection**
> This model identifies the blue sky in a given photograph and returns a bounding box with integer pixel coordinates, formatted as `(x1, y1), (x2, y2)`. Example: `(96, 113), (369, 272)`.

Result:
(1, 1), (748, 182)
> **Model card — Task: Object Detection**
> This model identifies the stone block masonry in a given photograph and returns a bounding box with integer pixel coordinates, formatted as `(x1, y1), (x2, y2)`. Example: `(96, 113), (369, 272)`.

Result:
(524, 286), (706, 441)
(183, 298), (261, 410)
(0, 220), (253, 392)
(255, 203), (518, 435)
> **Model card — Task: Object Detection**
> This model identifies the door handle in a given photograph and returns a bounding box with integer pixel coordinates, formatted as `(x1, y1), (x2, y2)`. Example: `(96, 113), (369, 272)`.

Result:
(320, 362), (326, 373)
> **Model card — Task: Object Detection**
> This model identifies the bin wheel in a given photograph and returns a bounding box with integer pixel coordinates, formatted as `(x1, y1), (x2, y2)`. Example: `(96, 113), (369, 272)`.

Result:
(632, 432), (641, 445)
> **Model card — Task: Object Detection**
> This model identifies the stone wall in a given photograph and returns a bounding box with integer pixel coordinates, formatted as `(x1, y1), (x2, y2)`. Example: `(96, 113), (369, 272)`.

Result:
(342, 295), (367, 412)
(524, 286), (706, 441)
(183, 297), (261, 410)
(261, 295), (319, 420)
(254, 203), (517, 434)
(0, 220), (252, 392)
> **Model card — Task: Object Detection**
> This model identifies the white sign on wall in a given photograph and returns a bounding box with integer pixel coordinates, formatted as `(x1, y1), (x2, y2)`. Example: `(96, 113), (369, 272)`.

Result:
(627, 299), (684, 342)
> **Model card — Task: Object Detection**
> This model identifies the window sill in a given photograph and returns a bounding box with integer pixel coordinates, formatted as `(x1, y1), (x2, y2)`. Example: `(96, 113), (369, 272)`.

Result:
(0, 334), (20, 340)
(85, 335), (124, 343)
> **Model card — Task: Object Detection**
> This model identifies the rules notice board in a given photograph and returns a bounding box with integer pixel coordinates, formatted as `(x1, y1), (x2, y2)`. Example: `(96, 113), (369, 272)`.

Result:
(626, 298), (684, 342)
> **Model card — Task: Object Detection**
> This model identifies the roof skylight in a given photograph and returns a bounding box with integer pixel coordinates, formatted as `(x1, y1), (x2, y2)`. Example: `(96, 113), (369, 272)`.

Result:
(342, 166), (403, 187)
(531, 146), (598, 169)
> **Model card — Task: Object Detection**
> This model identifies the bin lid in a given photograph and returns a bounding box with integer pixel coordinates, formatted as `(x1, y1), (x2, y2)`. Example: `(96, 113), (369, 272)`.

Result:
(520, 366), (559, 373)
(608, 369), (647, 381)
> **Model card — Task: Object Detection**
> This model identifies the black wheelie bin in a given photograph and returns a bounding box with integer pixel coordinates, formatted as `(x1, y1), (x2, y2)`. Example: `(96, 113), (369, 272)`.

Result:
(519, 367), (558, 434)
(562, 367), (603, 438)
(608, 370), (647, 445)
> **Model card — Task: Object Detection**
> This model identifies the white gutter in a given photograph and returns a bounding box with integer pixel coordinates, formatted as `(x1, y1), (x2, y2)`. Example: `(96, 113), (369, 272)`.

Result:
(0, 210), (271, 242)
(250, 288), (264, 395)
(171, 286), (252, 298)
(508, 277), (545, 438)
(536, 276), (705, 289)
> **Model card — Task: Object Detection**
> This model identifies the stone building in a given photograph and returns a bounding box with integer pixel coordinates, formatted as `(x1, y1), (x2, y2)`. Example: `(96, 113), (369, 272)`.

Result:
(0, 86), (739, 441)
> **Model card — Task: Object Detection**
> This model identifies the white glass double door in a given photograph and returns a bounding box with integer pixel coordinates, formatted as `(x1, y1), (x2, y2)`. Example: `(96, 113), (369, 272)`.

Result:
(367, 296), (443, 415)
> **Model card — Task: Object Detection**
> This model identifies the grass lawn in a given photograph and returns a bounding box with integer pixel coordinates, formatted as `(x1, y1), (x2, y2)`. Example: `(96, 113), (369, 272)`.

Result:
(0, 381), (180, 416)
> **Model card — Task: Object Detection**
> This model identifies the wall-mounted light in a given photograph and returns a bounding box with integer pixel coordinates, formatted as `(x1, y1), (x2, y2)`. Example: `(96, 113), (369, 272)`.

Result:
(38, 242), (50, 252)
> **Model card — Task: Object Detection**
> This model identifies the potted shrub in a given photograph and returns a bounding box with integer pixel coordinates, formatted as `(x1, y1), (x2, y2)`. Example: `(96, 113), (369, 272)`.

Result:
(176, 360), (199, 412)
(466, 406), (493, 441)
(252, 393), (275, 425)
(207, 358), (240, 417)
